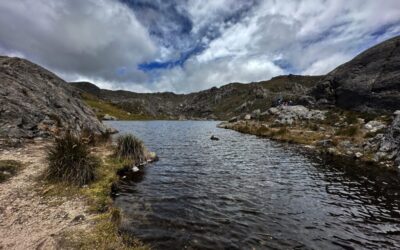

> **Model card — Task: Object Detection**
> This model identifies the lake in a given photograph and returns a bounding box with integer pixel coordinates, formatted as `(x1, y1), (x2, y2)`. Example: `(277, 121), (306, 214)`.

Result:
(106, 121), (400, 249)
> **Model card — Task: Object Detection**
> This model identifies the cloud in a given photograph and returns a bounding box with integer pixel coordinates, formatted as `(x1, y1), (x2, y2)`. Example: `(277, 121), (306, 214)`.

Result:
(149, 0), (400, 93)
(0, 0), (157, 89)
(0, 0), (399, 93)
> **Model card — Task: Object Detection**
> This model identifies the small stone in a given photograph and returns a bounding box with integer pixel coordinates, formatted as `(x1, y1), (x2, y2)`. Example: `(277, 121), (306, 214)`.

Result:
(71, 215), (85, 223)
(355, 152), (363, 158)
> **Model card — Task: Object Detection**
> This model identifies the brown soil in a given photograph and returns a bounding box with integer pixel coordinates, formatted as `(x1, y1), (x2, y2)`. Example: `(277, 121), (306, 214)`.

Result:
(0, 141), (94, 250)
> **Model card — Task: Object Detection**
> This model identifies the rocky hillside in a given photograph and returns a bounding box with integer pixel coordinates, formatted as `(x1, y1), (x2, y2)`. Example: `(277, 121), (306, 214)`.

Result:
(71, 75), (322, 120)
(311, 35), (400, 112)
(0, 56), (107, 140)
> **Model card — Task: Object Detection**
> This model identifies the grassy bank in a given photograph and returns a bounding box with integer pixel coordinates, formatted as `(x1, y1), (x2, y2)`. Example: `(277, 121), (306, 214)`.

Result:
(219, 108), (393, 169)
(42, 133), (155, 249)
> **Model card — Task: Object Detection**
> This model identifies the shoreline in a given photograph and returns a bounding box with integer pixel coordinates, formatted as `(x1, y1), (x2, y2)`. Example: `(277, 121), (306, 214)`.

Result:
(0, 138), (155, 249)
(218, 111), (398, 171)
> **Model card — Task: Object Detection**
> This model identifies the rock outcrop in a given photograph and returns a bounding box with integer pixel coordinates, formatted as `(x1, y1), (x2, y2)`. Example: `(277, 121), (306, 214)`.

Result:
(311, 35), (400, 112)
(373, 111), (400, 165)
(0, 56), (106, 139)
(266, 105), (326, 125)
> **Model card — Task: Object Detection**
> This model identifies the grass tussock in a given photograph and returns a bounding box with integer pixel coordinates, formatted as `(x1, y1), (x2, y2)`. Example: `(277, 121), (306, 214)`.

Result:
(46, 132), (100, 186)
(115, 134), (146, 164)
(0, 160), (23, 183)
(44, 142), (147, 249)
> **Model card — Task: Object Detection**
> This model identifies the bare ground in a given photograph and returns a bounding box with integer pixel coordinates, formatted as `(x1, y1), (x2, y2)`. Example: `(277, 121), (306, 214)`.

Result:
(0, 141), (94, 250)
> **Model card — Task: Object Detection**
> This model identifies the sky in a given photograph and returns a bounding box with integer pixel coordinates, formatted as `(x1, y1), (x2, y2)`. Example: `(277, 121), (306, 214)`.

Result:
(0, 0), (399, 93)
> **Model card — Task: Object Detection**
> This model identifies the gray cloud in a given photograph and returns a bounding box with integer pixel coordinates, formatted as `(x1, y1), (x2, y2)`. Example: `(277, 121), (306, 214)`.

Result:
(0, 0), (399, 93)
(0, 0), (157, 90)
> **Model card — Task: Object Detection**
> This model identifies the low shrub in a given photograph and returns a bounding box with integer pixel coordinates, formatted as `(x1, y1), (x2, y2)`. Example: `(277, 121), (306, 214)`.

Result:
(324, 110), (341, 125)
(115, 134), (146, 164)
(344, 112), (359, 124)
(46, 132), (99, 186)
(0, 160), (22, 183)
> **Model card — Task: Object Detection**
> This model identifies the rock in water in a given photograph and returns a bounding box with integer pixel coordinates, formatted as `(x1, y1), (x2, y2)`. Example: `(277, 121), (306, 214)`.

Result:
(210, 135), (220, 141)
(0, 56), (106, 139)
(311, 35), (400, 112)
(132, 166), (139, 172)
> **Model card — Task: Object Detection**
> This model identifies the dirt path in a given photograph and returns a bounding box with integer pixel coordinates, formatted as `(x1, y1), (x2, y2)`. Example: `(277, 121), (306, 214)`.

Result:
(0, 141), (93, 250)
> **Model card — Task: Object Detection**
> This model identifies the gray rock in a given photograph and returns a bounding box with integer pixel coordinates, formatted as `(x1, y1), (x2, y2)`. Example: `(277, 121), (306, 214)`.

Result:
(244, 114), (251, 120)
(364, 120), (386, 133)
(317, 139), (333, 147)
(251, 109), (261, 119)
(269, 105), (326, 125)
(103, 114), (117, 121)
(355, 152), (363, 158)
(0, 56), (106, 139)
(228, 116), (238, 123)
(311, 35), (400, 112)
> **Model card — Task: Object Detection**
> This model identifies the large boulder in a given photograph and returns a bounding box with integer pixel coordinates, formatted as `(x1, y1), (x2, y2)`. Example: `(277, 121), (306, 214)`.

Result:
(0, 56), (107, 139)
(311, 35), (400, 112)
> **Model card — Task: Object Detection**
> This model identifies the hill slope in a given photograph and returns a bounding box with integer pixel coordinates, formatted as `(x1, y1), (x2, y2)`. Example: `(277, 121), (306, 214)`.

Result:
(311, 35), (400, 112)
(71, 75), (323, 120)
(0, 56), (106, 139)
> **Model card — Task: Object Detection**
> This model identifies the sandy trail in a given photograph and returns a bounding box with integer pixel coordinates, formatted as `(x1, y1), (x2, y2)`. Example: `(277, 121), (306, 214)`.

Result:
(0, 141), (93, 250)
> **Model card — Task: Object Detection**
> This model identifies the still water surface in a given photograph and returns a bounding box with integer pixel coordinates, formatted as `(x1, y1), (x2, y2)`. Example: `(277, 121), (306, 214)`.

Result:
(106, 121), (400, 249)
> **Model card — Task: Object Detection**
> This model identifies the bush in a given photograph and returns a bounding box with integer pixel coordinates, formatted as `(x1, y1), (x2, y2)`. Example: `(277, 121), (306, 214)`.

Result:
(115, 134), (146, 163)
(46, 132), (99, 186)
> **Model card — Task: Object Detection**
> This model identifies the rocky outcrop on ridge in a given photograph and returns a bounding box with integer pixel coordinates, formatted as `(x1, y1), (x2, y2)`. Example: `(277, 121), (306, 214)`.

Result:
(311, 35), (400, 112)
(71, 75), (322, 120)
(0, 56), (107, 140)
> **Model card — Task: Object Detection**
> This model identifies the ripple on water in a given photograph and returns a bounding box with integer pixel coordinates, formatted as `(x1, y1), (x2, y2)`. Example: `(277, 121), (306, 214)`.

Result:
(107, 121), (400, 250)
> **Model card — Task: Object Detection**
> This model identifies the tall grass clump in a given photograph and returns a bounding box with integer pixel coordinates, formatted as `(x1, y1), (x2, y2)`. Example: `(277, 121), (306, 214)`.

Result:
(115, 134), (146, 164)
(46, 132), (99, 186)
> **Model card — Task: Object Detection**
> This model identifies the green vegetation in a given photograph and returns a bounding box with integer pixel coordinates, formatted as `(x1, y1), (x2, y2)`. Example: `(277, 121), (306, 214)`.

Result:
(0, 160), (23, 183)
(115, 134), (146, 164)
(81, 93), (153, 120)
(51, 155), (148, 249)
(46, 132), (99, 186)
(44, 134), (148, 249)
